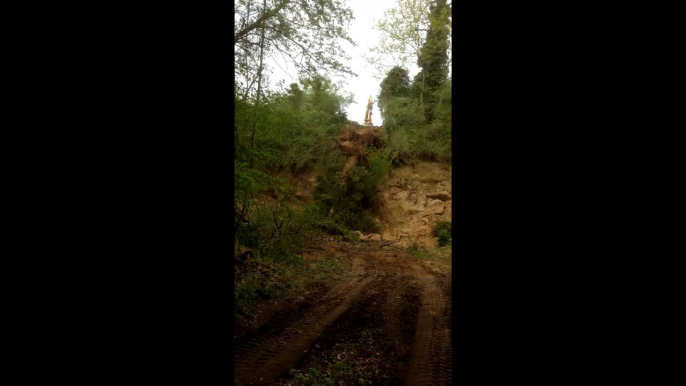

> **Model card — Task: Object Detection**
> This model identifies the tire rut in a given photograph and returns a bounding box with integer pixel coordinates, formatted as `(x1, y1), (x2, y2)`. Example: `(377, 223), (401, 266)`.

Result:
(405, 274), (452, 386)
(234, 246), (451, 386)
(234, 274), (375, 386)
(382, 275), (417, 353)
(276, 274), (411, 385)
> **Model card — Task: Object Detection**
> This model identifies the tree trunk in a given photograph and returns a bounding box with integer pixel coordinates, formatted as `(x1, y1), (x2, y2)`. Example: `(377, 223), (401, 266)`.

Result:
(420, 71), (425, 105)
(250, 0), (267, 169)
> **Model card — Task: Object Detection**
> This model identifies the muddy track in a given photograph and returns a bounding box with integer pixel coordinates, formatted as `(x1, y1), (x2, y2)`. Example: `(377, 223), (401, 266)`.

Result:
(234, 274), (375, 386)
(404, 275), (451, 386)
(234, 247), (451, 386)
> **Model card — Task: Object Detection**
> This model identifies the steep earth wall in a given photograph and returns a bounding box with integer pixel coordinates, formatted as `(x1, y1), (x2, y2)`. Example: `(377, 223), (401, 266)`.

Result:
(373, 162), (452, 249)
(269, 160), (452, 249)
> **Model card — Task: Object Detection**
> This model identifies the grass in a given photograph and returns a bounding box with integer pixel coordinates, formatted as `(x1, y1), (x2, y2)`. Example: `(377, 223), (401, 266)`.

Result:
(408, 244), (452, 264)
(288, 360), (349, 386)
(408, 247), (431, 259)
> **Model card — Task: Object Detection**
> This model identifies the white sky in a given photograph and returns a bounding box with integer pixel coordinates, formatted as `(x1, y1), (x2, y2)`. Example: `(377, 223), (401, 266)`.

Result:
(265, 0), (413, 126)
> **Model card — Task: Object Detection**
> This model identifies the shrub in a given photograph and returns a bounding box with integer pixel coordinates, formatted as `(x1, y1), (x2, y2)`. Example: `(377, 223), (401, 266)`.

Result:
(431, 221), (452, 247)
(312, 149), (389, 234)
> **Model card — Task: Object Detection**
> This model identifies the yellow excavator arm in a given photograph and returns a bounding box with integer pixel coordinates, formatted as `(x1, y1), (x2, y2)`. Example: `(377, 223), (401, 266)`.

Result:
(363, 96), (373, 126)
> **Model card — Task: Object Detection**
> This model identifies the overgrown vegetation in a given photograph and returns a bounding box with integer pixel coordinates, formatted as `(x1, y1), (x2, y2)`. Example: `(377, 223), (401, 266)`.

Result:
(312, 148), (391, 235)
(370, 0), (452, 165)
(234, 72), (355, 325)
(377, 64), (451, 165)
(235, 250), (343, 321)
(234, 0), (452, 322)
(431, 221), (452, 247)
(408, 244), (452, 264)
(288, 362), (348, 386)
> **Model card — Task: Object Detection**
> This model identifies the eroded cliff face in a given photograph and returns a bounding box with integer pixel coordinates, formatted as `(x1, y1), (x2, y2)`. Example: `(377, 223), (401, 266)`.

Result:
(264, 160), (451, 249)
(374, 161), (452, 249)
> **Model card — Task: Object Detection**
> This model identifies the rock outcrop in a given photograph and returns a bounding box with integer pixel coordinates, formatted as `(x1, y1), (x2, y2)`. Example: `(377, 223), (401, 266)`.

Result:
(373, 161), (452, 249)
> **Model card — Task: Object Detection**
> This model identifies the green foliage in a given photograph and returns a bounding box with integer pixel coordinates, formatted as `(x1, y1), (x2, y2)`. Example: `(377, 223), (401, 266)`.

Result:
(300, 75), (353, 119)
(408, 239), (421, 253)
(377, 73), (451, 164)
(234, 166), (293, 245)
(367, 0), (452, 159)
(342, 229), (360, 244)
(235, 249), (343, 320)
(236, 198), (327, 259)
(235, 74), (353, 173)
(234, 76), (365, 319)
(431, 221), (452, 247)
(365, 0), (433, 78)
(286, 83), (305, 110)
(312, 149), (390, 235)
(378, 66), (411, 123)
(362, 149), (392, 197)
(408, 247), (430, 259)
(379, 67), (411, 98)
(312, 170), (379, 235)
(290, 360), (348, 386)
(416, 0), (450, 104)
(234, 0), (357, 80)
(408, 243), (452, 263)
(378, 66), (413, 142)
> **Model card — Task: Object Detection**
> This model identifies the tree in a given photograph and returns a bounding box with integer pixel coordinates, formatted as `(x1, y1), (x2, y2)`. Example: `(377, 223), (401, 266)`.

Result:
(364, 0), (433, 80)
(414, 0), (450, 108)
(377, 66), (411, 129)
(250, 0), (268, 169)
(364, 0), (451, 107)
(234, 0), (357, 168)
(379, 67), (411, 102)
(286, 83), (304, 110)
(234, 0), (357, 94)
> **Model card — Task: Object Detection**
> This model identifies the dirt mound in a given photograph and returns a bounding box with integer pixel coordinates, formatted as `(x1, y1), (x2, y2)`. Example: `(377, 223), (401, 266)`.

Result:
(374, 161), (452, 249)
(343, 125), (385, 152)
(337, 124), (386, 175)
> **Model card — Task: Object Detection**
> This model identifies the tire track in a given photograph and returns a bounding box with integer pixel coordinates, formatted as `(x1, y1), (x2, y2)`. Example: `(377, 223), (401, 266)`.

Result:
(383, 278), (405, 350)
(276, 273), (410, 385)
(405, 274), (452, 386)
(234, 244), (451, 386)
(234, 274), (375, 386)
(382, 275), (416, 353)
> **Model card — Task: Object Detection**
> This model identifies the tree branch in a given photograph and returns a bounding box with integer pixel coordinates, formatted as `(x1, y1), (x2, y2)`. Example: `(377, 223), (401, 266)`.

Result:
(234, 0), (291, 44)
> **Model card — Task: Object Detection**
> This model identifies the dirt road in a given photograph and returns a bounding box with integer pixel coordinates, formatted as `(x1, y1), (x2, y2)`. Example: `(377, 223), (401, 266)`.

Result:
(234, 243), (452, 385)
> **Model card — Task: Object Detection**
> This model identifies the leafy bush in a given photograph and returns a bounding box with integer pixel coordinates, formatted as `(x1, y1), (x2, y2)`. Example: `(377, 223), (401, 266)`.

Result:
(342, 229), (360, 244)
(431, 221), (452, 247)
(377, 76), (452, 164)
(234, 73), (358, 258)
(312, 149), (389, 235)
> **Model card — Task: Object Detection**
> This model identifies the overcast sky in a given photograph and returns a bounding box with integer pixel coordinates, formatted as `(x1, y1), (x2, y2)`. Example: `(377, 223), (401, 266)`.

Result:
(265, 0), (415, 126)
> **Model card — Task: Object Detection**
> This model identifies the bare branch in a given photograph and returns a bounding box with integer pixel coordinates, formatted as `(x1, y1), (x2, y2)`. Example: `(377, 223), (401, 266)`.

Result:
(234, 0), (291, 44)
